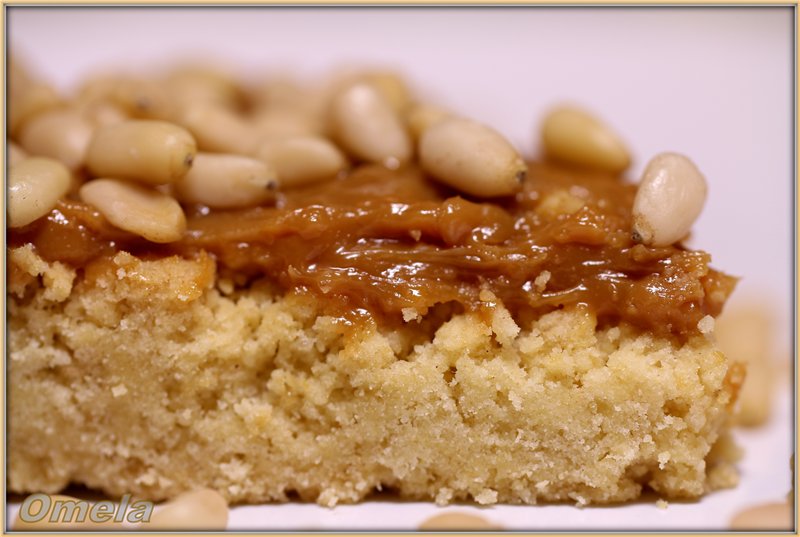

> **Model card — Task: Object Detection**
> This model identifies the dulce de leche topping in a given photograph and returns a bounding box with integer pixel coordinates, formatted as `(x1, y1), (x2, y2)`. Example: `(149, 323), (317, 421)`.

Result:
(9, 161), (736, 337)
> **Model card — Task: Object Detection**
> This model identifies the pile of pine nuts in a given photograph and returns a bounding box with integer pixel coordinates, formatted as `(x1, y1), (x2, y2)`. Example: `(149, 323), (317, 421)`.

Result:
(8, 60), (708, 248)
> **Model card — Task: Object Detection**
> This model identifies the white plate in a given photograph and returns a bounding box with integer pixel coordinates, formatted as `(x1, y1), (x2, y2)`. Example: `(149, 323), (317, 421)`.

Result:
(7, 6), (794, 531)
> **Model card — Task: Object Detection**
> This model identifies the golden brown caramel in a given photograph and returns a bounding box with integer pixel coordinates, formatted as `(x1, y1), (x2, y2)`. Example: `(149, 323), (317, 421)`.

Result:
(9, 162), (736, 337)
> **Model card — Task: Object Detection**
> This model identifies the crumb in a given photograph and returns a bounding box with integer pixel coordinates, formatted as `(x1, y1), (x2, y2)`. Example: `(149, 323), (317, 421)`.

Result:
(8, 247), (741, 506)
(402, 308), (421, 322)
(474, 488), (498, 505)
(479, 288), (496, 302)
(534, 270), (551, 292)
(697, 315), (714, 335)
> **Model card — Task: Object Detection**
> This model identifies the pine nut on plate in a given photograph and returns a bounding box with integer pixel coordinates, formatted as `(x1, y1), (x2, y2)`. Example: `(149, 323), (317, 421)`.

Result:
(419, 512), (501, 530)
(730, 501), (793, 530)
(85, 120), (197, 185)
(144, 489), (228, 531)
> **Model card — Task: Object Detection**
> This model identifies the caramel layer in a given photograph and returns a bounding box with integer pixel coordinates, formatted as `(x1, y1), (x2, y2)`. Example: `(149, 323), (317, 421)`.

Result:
(9, 162), (736, 337)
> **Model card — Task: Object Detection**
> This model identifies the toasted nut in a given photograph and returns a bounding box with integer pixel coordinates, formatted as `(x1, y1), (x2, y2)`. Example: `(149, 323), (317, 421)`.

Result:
(536, 189), (585, 218)
(19, 109), (94, 170)
(8, 56), (33, 96)
(77, 76), (171, 119)
(329, 82), (412, 167)
(256, 136), (347, 187)
(716, 303), (776, 426)
(13, 494), (114, 530)
(251, 76), (304, 108)
(251, 77), (328, 118)
(145, 489), (228, 531)
(9, 142), (28, 167)
(9, 83), (61, 137)
(9, 157), (71, 228)
(419, 512), (501, 530)
(179, 105), (256, 154)
(358, 71), (412, 113)
(406, 104), (452, 140)
(419, 117), (526, 197)
(541, 105), (631, 174)
(730, 501), (793, 530)
(78, 99), (129, 127)
(79, 179), (186, 243)
(86, 120), (196, 185)
(252, 109), (324, 141)
(165, 66), (242, 110)
(632, 152), (707, 246)
(174, 153), (277, 208)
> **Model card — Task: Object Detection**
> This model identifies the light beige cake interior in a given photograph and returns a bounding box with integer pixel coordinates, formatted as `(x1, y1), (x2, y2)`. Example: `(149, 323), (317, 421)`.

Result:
(9, 245), (741, 506)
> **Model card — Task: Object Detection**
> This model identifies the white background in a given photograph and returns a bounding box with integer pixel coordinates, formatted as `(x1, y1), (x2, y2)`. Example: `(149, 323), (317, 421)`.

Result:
(8, 7), (795, 531)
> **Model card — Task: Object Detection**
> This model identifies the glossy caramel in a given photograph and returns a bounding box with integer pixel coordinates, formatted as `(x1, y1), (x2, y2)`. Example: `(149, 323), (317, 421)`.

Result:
(9, 162), (736, 336)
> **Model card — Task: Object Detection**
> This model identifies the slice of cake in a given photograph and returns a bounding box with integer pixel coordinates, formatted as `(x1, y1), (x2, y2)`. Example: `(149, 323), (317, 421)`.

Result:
(7, 64), (741, 507)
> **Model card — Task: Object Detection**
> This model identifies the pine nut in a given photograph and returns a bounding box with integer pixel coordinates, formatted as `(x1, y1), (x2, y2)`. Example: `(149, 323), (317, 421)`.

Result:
(165, 66), (242, 110)
(78, 99), (129, 127)
(541, 105), (631, 174)
(9, 83), (61, 137)
(358, 71), (412, 113)
(9, 157), (71, 228)
(419, 512), (501, 530)
(179, 104), (256, 154)
(730, 501), (792, 530)
(406, 104), (452, 140)
(145, 489), (228, 531)
(329, 82), (412, 167)
(419, 117), (527, 197)
(716, 304), (775, 427)
(9, 56), (33, 96)
(252, 109), (324, 141)
(536, 189), (585, 218)
(174, 152), (278, 208)
(9, 142), (28, 167)
(79, 178), (186, 243)
(19, 109), (94, 170)
(251, 76), (305, 108)
(251, 77), (328, 118)
(78, 76), (171, 120)
(632, 152), (707, 247)
(255, 136), (347, 187)
(86, 120), (197, 185)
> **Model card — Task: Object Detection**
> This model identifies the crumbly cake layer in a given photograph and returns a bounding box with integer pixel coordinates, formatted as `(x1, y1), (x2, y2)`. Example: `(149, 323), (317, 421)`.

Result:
(8, 246), (741, 506)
